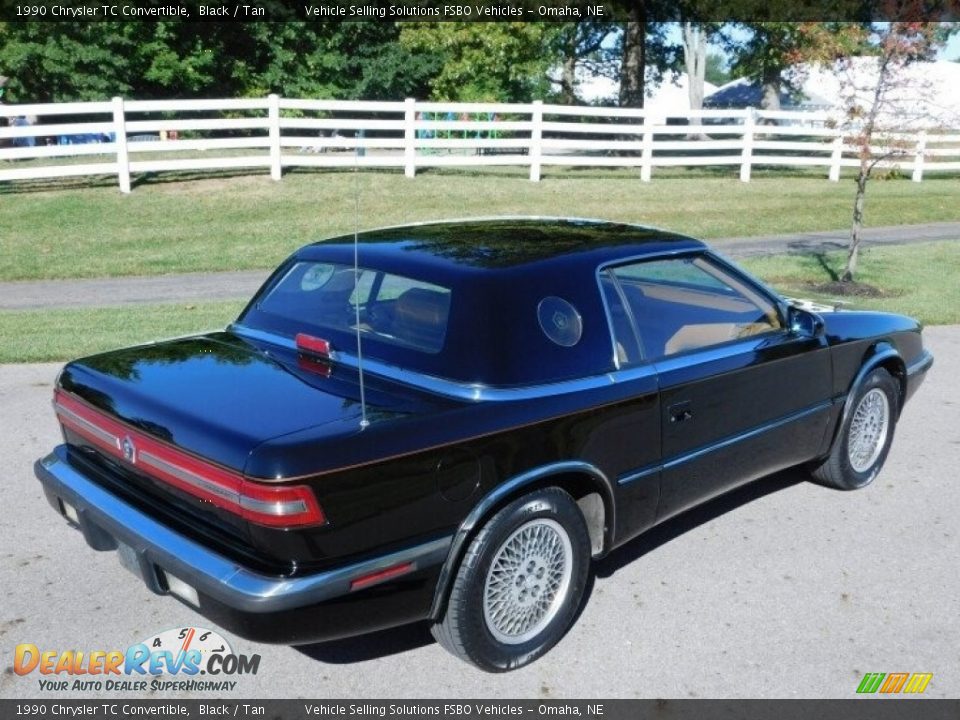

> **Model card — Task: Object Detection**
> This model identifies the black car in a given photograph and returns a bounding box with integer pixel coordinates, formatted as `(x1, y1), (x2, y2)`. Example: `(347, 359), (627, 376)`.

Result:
(35, 218), (932, 671)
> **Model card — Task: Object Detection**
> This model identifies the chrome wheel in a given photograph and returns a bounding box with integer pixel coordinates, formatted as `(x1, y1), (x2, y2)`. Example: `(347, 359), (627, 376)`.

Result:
(847, 388), (890, 473)
(482, 518), (573, 645)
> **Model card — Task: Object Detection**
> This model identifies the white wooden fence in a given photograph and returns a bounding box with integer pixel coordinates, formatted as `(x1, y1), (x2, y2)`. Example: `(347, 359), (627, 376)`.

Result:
(1, 96), (958, 192)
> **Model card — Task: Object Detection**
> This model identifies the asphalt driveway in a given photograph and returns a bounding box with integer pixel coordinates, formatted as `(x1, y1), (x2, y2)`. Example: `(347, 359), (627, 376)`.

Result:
(1, 325), (958, 699)
(2, 221), (958, 310)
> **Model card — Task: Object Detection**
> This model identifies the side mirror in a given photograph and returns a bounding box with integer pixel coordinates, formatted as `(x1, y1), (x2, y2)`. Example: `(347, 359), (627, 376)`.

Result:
(788, 306), (825, 338)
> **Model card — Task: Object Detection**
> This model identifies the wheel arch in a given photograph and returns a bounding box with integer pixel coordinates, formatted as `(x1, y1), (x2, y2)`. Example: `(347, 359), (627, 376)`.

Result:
(429, 460), (614, 621)
(845, 342), (907, 423)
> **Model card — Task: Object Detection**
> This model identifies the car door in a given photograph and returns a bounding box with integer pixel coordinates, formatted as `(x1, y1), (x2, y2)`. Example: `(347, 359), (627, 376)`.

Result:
(606, 252), (834, 522)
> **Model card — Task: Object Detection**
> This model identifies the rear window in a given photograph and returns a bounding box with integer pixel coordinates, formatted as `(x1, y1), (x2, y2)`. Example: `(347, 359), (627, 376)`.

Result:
(256, 261), (452, 354)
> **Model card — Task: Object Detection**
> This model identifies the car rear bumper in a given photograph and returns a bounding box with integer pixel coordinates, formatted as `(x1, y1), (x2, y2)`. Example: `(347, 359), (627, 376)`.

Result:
(35, 446), (451, 644)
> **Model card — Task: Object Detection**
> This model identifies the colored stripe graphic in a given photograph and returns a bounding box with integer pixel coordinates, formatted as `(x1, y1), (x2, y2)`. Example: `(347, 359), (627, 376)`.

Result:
(856, 672), (933, 694)
(904, 673), (933, 694)
(857, 673), (886, 693)
(880, 673), (909, 693)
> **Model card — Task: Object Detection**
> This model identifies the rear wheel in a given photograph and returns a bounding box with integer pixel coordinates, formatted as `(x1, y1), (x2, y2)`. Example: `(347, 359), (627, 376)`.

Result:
(811, 367), (899, 490)
(431, 487), (590, 672)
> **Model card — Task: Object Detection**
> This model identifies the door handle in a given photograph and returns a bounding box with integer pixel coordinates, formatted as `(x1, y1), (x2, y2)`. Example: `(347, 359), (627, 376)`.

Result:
(668, 402), (693, 423)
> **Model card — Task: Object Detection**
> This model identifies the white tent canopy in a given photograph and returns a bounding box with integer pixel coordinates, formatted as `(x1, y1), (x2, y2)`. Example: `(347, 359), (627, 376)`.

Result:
(706, 58), (960, 128)
(563, 68), (717, 113)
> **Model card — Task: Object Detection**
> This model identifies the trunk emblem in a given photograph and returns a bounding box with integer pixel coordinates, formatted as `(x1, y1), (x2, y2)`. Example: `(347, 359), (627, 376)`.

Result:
(122, 435), (137, 464)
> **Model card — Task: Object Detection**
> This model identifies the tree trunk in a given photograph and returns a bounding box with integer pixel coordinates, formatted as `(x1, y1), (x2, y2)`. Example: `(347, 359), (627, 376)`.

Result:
(561, 53), (577, 105)
(843, 165), (869, 282)
(682, 22), (708, 139)
(683, 23), (707, 112)
(759, 63), (781, 112)
(619, 11), (646, 108)
(843, 55), (890, 282)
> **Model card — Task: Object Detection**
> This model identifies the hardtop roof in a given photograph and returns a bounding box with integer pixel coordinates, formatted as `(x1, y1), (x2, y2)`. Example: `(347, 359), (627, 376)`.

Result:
(297, 218), (705, 277)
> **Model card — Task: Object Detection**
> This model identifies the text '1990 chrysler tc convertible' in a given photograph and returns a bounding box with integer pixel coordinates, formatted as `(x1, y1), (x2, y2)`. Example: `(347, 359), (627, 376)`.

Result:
(35, 218), (933, 671)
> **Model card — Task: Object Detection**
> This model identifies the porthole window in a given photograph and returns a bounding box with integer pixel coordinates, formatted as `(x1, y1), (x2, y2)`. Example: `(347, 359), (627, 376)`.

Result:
(538, 296), (582, 347)
(299, 263), (336, 291)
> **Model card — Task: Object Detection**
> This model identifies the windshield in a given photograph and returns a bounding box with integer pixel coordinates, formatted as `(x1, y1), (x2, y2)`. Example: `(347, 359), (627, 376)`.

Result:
(254, 261), (452, 354)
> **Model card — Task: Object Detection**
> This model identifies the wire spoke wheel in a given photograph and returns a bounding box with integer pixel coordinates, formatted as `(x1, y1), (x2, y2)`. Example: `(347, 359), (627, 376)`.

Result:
(847, 387), (890, 473)
(432, 487), (589, 671)
(482, 518), (573, 645)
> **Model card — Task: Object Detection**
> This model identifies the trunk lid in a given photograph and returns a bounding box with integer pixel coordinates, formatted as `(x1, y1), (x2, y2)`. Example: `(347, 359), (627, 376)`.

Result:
(55, 331), (446, 569)
(59, 331), (427, 472)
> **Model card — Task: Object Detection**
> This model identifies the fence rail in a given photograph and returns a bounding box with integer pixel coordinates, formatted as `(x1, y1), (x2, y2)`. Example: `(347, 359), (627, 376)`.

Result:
(1, 95), (958, 192)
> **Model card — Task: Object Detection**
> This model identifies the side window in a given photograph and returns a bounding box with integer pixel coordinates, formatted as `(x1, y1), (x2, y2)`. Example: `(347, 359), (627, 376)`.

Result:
(609, 256), (782, 359)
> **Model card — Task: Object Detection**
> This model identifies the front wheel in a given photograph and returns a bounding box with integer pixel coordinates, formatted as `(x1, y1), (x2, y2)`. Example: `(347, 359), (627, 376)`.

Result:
(431, 487), (590, 672)
(810, 367), (900, 490)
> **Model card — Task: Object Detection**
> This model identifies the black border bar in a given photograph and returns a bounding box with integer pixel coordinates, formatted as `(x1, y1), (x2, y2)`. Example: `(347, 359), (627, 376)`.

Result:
(3, 700), (960, 720)
(1, 0), (957, 22)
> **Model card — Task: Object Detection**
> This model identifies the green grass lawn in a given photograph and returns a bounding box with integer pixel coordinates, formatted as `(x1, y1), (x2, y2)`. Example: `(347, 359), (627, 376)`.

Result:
(0, 301), (245, 363)
(2, 168), (958, 281)
(2, 240), (955, 364)
(740, 240), (960, 325)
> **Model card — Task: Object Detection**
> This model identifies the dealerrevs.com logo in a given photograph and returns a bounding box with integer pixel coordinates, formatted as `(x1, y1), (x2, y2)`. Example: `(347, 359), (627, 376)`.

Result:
(14, 627), (260, 693)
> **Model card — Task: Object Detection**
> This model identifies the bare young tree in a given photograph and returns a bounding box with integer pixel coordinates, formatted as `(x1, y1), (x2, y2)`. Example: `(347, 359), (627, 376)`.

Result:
(837, 23), (950, 282)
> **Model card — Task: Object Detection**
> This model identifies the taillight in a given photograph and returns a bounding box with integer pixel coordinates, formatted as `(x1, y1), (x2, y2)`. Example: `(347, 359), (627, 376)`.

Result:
(295, 334), (334, 378)
(295, 333), (332, 357)
(53, 390), (326, 528)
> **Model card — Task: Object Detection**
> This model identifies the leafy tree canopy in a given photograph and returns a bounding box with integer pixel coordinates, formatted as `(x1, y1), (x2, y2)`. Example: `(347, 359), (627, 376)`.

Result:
(0, 22), (442, 102)
(399, 22), (557, 102)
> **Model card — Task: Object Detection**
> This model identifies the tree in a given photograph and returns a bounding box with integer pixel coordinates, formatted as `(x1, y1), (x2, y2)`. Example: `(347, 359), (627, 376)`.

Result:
(724, 23), (867, 112)
(0, 23), (439, 103)
(837, 23), (953, 282)
(618, 7), (648, 107)
(399, 23), (555, 102)
(612, 16), (677, 108)
(682, 23), (708, 111)
(550, 22), (617, 105)
(681, 22), (725, 112)
(705, 50), (730, 86)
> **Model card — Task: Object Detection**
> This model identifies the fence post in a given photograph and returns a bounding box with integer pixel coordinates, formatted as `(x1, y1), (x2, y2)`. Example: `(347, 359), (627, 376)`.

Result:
(912, 130), (926, 183)
(640, 111), (653, 182)
(739, 107), (755, 183)
(529, 100), (543, 182)
(404, 97), (417, 179)
(268, 93), (282, 181)
(828, 129), (843, 182)
(112, 96), (131, 194)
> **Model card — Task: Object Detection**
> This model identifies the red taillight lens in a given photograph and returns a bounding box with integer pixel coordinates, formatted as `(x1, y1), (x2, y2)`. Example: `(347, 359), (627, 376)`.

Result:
(53, 389), (326, 528)
(295, 333), (331, 357)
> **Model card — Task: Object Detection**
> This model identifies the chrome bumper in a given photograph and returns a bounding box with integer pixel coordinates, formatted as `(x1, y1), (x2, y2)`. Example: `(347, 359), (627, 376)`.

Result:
(35, 446), (452, 614)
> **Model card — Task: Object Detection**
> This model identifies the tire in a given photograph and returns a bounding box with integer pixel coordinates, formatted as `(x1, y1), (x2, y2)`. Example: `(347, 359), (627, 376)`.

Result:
(811, 367), (900, 490)
(431, 487), (591, 672)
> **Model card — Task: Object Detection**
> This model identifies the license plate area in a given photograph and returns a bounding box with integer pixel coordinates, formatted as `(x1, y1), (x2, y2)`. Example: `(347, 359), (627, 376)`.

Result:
(116, 540), (143, 579)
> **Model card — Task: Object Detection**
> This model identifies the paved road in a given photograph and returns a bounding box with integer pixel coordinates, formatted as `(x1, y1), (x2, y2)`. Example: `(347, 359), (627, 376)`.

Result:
(2, 221), (958, 310)
(1, 326), (958, 700)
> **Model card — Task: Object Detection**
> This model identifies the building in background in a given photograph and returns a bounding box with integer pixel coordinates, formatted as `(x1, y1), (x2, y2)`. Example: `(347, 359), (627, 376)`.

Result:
(705, 58), (960, 128)
(571, 68), (718, 115)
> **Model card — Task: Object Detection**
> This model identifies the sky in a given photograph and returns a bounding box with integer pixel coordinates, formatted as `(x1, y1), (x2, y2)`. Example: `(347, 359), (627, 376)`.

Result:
(941, 31), (960, 60)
